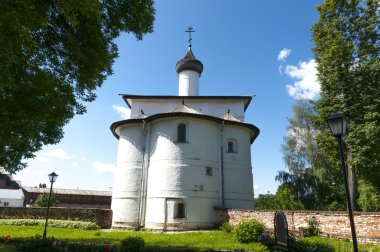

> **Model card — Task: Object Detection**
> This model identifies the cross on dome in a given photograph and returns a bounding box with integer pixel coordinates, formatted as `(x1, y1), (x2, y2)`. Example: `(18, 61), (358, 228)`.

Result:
(176, 26), (203, 77)
(185, 26), (195, 49)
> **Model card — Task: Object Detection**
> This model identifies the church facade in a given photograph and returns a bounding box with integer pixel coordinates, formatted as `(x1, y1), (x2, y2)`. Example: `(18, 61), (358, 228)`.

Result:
(110, 38), (259, 230)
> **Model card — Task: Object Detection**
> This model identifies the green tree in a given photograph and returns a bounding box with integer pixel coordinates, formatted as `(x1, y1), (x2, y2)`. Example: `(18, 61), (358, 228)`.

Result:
(312, 0), (380, 210)
(0, 0), (155, 173)
(357, 180), (380, 212)
(281, 100), (317, 178)
(254, 193), (280, 210)
(279, 100), (343, 210)
(280, 100), (319, 209)
(276, 183), (304, 210)
(34, 192), (58, 207)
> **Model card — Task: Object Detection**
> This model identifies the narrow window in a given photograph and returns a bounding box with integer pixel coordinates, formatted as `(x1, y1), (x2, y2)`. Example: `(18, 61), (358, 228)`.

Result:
(175, 202), (185, 218)
(177, 123), (186, 142)
(227, 141), (234, 153)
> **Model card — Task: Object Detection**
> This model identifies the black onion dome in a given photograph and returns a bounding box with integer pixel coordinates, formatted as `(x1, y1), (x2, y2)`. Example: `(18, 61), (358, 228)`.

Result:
(175, 49), (203, 75)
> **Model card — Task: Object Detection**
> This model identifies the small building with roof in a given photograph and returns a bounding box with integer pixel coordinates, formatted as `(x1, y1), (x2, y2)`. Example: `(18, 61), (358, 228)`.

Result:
(110, 28), (260, 230)
(22, 186), (112, 209)
(0, 168), (24, 207)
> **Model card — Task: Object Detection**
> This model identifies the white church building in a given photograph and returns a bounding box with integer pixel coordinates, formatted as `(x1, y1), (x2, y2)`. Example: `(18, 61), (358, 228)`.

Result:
(110, 31), (260, 230)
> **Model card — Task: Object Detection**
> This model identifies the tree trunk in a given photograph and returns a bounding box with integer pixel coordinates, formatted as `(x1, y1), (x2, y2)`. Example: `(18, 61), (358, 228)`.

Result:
(346, 152), (357, 211)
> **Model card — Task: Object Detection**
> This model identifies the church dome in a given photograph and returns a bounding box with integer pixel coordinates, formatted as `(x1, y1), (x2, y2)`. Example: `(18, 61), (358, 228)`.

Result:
(175, 49), (203, 75)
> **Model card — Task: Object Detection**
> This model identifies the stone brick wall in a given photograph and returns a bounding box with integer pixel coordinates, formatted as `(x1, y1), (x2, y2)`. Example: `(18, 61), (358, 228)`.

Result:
(0, 207), (112, 229)
(216, 208), (380, 244)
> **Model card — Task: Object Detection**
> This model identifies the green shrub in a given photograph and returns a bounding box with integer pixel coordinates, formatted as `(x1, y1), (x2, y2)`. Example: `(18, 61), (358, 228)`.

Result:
(234, 218), (266, 243)
(13, 235), (60, 252)
(64, 242), (115, 252)
(119, 236), (145, 252)
(48, 220), (100, 230)
(0, 219), (100, 230)
(219, 222), (233, 233)
(34, 192), (58, 207)
(291, 236), (337, 252)
(306, 216), (319, 236)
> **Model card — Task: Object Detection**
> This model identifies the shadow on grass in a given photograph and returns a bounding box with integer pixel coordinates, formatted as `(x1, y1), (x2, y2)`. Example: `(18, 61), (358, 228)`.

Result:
(144, 246), (241, 252)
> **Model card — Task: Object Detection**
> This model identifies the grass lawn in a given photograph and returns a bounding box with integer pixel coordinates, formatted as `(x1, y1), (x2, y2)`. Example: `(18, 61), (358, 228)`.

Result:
(1, 225), (380, 252)
(0, 226), (269, 251)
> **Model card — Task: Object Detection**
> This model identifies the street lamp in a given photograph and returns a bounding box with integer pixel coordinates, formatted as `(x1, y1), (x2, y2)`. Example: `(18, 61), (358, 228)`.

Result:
(43, 171), (58, 239)
(326, 114), (358, 252)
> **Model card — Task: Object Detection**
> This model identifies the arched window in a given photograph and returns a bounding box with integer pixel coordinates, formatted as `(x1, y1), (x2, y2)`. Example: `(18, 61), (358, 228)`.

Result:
(227, 139), (237, 153)
(177, 123), (186, 142)
(227, 141), (234, 152)
(175, 202), (186, 218)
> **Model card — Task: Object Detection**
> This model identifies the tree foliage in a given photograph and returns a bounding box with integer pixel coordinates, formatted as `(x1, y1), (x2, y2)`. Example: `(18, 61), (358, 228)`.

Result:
(276, 182), (304, 210)
(277, 0), (379, 211)
(34, 192), (58, 207)
(254, 193), (280, 210)
(39, 183), (47, 188)
(357, 180), (380, 212)
(312, 0), (380, 210)
(0, 0), (155, 173)
(279, 100), (347, 210)
(280, 100), (322, 209)
(281, 100), (318, 176)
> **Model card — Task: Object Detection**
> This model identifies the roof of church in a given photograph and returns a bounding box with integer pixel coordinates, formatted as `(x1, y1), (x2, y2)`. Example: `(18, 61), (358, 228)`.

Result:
(135, 113), (148, 119)
(175, 49), (204, 75)
(222, 113), (242, 122)
(121, 94), (254, 112)
(169, 104), (202, 114)
(110, 112), (260, 143)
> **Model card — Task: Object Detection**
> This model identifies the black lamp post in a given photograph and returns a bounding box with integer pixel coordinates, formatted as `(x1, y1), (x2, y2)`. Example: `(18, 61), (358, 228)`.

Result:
(43, 171), (58, 239)
(326, 114), (358, 252)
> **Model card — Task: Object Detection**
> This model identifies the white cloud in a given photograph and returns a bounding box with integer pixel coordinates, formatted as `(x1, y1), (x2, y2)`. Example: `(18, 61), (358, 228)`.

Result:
(112, 105), (131, 119)
(33, 148), (70, 162)
(71, 161), (79, 167)
(93, 161), (115, 173)
(33, 156), (49, 163)
(31, 170), (44, 176)
(43, 148), (70, 160)
(285, 59), (320, 100)
(278, 48), (291, 61)
(254, 184), (259, 190)
(278, 65), (284, 74)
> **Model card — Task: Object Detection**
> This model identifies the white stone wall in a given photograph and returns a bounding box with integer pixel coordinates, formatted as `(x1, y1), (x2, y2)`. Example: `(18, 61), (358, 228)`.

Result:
(145, 118), (220, 229)
(178, 70), (200, 96)
(111, 125), (144, 228)
(129, 99), (246, 121)
(111, 116), (254, 230)
(222, 126), (254, 209)
(0, 198), (24, 207)
(0, 189), (24, 207)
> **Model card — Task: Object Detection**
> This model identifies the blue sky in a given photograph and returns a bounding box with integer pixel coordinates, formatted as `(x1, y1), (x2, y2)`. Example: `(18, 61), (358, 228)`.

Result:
(15, 1), (322, 196)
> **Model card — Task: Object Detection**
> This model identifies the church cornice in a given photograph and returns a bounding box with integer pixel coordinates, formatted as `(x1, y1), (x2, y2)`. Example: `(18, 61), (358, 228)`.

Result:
(110, 112), (260, 144)
(120, 94), (255, 112)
